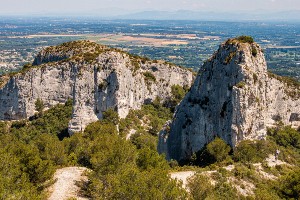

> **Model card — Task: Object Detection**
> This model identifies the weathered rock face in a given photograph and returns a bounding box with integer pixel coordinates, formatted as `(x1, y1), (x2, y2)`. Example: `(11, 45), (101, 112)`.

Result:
(0, 41), (194, 134)
(159, 38), (300, 161)
(0, 63), (74, 120)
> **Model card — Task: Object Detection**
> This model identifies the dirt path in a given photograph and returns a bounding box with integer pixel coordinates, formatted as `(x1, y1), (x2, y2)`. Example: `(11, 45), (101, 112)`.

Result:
(170, 171), (195, 189)
(48, 167), (89, 200)
(170, 155), (288, 190)
(266, 154), (287, 167)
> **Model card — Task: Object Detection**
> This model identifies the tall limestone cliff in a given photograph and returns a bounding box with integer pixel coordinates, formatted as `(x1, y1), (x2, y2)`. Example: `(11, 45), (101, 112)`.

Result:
(0, 40), (194, 134)
(159, 37), (300, 161)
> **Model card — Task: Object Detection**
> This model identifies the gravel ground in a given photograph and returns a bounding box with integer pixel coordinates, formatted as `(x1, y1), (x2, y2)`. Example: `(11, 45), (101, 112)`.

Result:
(48, 167), (89, 200)
(170, 171), (195, 189)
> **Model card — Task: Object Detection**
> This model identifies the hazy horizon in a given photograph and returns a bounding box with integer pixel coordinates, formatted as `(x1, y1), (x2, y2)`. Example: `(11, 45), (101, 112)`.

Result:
(1, 0), (299, 16)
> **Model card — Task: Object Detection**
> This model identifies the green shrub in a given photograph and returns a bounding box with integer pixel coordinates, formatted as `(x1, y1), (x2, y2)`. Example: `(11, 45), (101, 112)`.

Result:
(236, 35), (254, 44)
(233, 164), (255, 180)
(0, 122), (9, 134)
(169, 159), (179, 168)
(233, 140), (276, 163)
(189, 137), (231, 167)
(208, 182), (239, 200)
(143, 72), (156, 82)
(252, 47), (258, 57)
(268, 126), (300, 149)
(188, 173), (239, 200)
(87, 167), (187, 200)
(35, 98), (44, 113)
(136, 147), (169, 171)
(188, 173), (214, 200)
(278, 168), (300, 199)
(0, 148), (41, 199)
(84, 120), (118, 140)
(11, 120), (27, 129)
(130, 133), (157, 150)
(253, 73), (258, 83)
(131, 59), (140, 72)
(21, 63), (32, 72)
(102, 108), (119, 125)
(171, 85), (187, 102)
(89, 134), (137, 174)
(206, 137), (231, 162)
(168, 84), (189, 109)
(255, 187), (281, 200)
(83, 52), (99, 62)
(236, 81), (246, 88)
(34, 134), (67, 165)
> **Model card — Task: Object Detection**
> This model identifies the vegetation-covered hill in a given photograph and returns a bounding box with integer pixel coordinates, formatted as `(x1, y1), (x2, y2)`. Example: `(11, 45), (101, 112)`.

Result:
(0, 37), (299, 199)
(0, 93), (299, 199)
(0, 96), (188, 199)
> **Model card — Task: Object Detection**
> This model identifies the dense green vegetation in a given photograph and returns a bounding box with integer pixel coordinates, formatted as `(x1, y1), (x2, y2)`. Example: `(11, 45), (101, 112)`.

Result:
(0, 98), (187, 199)
(0, 89), (299, 199)
(168, 84), (189, 109)
(0, 99), (73, 199)
(233, 140), (276, 164)
(185, 124), (300, 200)
(119, 97), (173, 137)
(188, 173), (240, 200)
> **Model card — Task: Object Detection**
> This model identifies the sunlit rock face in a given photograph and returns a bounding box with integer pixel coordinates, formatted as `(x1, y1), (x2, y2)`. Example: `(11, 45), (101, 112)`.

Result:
(0, 41), (194, 134)
(159, 38), (300, 161)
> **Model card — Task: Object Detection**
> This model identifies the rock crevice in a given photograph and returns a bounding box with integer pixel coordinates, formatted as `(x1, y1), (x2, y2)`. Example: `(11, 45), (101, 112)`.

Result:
(159, 38), (300, 161)
(0, 41), (194, 134)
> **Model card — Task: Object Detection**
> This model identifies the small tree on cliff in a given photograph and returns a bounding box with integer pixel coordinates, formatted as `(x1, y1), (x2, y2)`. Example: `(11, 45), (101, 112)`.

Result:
(35, 98), (44, 115)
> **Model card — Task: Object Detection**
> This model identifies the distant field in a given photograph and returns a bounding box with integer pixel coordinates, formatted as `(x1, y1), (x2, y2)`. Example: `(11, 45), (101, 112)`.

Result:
(9, 33), (191, 47)
(0, 19), (299, 79)
(11, 33), (222, 47)
(95, 34), (188, 46)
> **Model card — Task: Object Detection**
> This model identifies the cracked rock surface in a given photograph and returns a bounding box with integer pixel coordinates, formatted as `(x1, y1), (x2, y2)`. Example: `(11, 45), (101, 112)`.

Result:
(0, 41), (194, 134)
(159, 39), (300, 161)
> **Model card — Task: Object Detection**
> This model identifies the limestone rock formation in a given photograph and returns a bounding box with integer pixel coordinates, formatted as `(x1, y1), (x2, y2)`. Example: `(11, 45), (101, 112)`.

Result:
(159, 37), (300, 161)
(0, 41), (194, 134)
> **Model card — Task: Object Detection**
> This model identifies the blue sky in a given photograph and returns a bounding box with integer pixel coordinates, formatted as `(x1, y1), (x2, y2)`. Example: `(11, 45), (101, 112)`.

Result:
(0, 0), (299, 15)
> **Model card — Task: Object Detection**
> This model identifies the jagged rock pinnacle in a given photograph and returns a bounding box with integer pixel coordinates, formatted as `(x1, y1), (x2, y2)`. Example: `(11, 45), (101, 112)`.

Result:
(159, 37), (300, 161)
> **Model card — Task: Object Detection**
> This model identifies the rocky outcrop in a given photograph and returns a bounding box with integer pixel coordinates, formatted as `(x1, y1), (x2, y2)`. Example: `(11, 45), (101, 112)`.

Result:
(33, 40), (108, 65)
(0, 41), (194, 134)
(159, 38), (300, 161)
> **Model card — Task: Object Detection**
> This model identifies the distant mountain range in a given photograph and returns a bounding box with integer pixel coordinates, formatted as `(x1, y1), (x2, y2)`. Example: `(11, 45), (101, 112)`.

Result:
(113, 10), (300, 21)
(3, 9), (300, 22)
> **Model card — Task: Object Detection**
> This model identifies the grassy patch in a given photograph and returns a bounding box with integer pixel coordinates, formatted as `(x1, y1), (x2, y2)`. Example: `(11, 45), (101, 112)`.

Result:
(236, 81), (246, 88)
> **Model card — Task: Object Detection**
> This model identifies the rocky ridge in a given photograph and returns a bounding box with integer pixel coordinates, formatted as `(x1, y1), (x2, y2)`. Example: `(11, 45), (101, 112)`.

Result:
(159, 37), (300, 161)
(0, 40), (194, 134)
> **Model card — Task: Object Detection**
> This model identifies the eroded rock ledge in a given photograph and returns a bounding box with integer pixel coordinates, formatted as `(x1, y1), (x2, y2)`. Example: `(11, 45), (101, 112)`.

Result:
(159, 37), (300, 161)
(0, 40), (194, 134)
